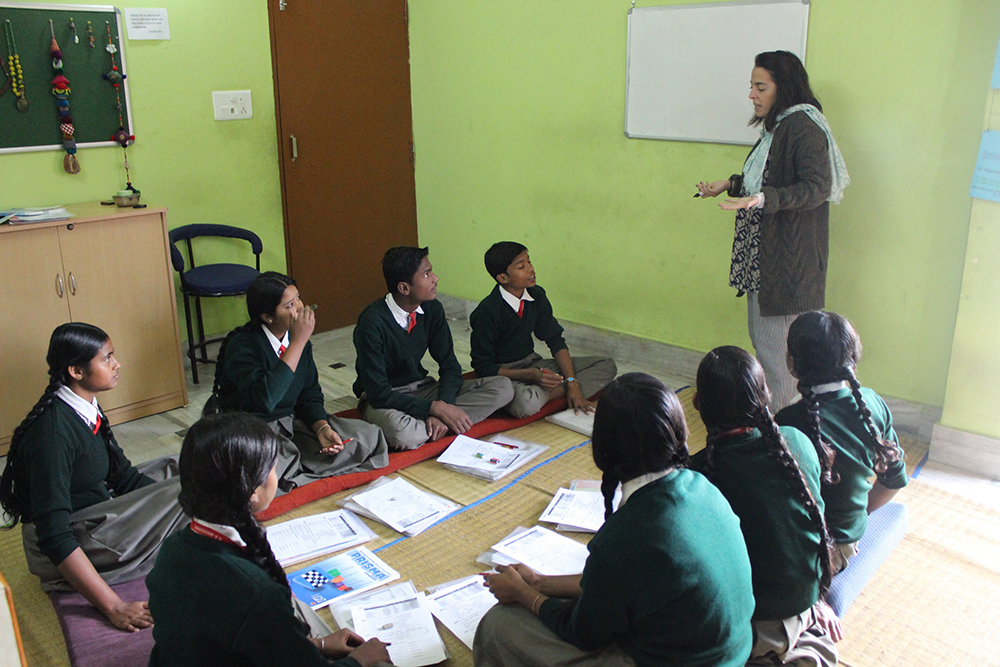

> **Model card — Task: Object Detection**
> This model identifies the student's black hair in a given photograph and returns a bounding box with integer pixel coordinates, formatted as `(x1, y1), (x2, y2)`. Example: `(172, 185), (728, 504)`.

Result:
(204, 272), (296, 416)
(750, 50), (822, 132)
(1, 323), (122, 528)
(696, 346), (835, 593)
(178, 413), (288, 590)
(786, 311), (902, 478)
(382, 246), (429, 294)
(591, 372), (689, 520)
(484, 241), (527, 281)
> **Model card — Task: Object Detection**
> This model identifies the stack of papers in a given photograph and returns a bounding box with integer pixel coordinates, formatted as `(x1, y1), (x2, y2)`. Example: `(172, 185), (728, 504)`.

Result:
(539, 486), (607, 533)
(266, 509), (376, 566)
(339, 476), (459, 537)
(545, 407), (595, 436)
(287, 546), (399, 610)
(0, 207), (73, 224)
(488, 525), (590, 576)
(426, 576), (498, 650)
(437, 434), (548, 481)
(352, 593), (448, 667)
(329, 581), (419, 632)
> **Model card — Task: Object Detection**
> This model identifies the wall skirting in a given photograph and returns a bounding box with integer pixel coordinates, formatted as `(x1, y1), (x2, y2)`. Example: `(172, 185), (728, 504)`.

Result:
(930, 424), (1000, 479)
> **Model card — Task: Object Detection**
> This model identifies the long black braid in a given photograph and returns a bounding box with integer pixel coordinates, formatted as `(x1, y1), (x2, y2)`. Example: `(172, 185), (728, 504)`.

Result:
(796, 385), (840, 484)
(753, 404), (835, 593)
(845, 368), (902, 475)
(696, 345), (835, 593)
(1, 323), (122, 528)
(203, 271), (297, 417)
(178, 413), (289, 591)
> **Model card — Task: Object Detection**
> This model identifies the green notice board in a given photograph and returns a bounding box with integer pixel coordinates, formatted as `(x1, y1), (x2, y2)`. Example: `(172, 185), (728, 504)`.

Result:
(0, 3), (131, 152)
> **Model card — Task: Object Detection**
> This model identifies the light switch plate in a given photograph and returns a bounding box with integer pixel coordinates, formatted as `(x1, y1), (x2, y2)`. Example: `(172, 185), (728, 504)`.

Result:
(212, 90), (253, 121)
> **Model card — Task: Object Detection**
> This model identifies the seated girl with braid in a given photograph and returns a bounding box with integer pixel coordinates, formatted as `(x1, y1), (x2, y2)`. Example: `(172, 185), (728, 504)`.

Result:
(207, 271), (388, 491)
(0, 323), (186, 631)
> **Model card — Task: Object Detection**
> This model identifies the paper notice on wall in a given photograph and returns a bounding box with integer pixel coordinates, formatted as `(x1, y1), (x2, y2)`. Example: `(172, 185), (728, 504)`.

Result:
(970, 131), (1000, 204)
(124, 9), (170, 40)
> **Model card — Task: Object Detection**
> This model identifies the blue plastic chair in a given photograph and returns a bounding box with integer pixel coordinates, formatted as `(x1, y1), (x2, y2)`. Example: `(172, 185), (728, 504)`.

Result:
(168, 224), (262, 384)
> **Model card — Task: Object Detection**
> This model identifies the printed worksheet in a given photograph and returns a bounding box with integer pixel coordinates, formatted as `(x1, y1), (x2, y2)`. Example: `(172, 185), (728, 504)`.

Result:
(426, 576), (497, 650)
(491, 525), (589, 576)
(350, 477), (454, 534)
(352, 595), (447, 667)
(329, 581), (419, 631)
(538, 488), (606, 532)
(266, 510), (376, 566)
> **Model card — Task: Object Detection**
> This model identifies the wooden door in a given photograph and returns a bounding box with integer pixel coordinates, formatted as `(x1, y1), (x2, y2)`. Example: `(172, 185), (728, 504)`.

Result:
(269, 0), (418, 331)
(58, 216), (186, 413)
(0, 227), (71, 445)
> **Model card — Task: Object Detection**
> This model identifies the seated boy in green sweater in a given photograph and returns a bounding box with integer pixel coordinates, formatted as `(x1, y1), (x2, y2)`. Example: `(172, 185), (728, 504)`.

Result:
(470, 242), (617, 418)
(353, 246), (514, 450)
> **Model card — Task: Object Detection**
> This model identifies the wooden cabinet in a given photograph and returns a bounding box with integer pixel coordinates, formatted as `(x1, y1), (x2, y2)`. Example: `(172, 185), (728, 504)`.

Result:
(0, 203), (187, 452)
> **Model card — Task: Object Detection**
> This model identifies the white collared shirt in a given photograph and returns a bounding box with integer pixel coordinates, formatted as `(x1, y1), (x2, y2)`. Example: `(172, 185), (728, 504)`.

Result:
(260, 324), (290, 357)
(618, 469), (671, 509)
(806, 381), (849, 395)
(56, 385), (102, 431)
(498, 286), (535, 313)
(384, 293), (424, 330)
(191, 518), (247, 547)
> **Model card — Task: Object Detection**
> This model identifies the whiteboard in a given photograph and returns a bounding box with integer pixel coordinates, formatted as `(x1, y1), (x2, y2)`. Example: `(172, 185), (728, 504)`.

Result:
(625, 0), (809, 145)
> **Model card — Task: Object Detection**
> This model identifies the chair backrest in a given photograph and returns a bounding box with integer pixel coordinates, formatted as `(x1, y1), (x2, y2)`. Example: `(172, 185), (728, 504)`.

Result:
(167, 224), (263, 273)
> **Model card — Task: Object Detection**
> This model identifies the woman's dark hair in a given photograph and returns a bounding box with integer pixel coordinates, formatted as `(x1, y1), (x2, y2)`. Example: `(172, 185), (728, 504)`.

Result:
(178, 413), (287, 590)
(382, 246), (429, 294)
(750, 50), (822, 132)
(696, 346), (835, 592)
(591, 372), (688, 519)
(787, 311), (901, 477)
(1, 323), (122, 527)
(204, 272), (295, 416)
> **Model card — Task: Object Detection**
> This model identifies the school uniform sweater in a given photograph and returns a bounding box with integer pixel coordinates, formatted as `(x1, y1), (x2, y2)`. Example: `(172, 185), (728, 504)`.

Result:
(216, 326), (327, 426)
(147, 528), (360, 667)
(352, 297), (463, 419)
(539, 469), (755, 667)
(729, 111), (832, 316)
(14, 399), (152, 565)
(469, 284), (569, 377)
(691, 426), (825, 620)
(776, 386), (908, 544)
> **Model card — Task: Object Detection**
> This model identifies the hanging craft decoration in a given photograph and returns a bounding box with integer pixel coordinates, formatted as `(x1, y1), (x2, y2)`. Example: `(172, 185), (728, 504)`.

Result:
(104, 21), (135, 192)
(86, 20), (94, 48)
(50, 21), (79, 174)
(69, 18), (79, 45)
(4, 20), (27, 112)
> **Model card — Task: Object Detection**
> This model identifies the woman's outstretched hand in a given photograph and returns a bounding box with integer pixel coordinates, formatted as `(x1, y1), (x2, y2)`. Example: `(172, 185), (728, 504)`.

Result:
(696, 180), (730, 198)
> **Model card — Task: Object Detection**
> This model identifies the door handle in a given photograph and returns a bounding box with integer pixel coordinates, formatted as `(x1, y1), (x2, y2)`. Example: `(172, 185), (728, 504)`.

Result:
(56, 274), (64, 298)
(69, 272), (77, 295)
(291, 135), (298, 161)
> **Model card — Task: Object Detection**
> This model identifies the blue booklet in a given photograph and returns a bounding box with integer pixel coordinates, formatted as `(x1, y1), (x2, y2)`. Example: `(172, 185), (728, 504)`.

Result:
(287, 546), (400, 609)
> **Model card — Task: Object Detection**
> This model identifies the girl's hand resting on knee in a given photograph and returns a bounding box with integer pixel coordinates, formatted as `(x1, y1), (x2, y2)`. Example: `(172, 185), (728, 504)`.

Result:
(107, 599), (153, 632)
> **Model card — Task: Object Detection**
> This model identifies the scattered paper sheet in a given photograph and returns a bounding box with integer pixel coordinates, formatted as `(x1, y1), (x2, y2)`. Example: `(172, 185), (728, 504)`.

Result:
(352, 595), (448, 667)
(539, 488), (606, 532)
(426, 576), (497, 650)
(329, 581), (419, 631)
(350, 477), (455, 535)
(491, 525), (589, 576)
(438, 434), (548, 481)
(266, 509), (375, 566)
(545, 407), (595, 436)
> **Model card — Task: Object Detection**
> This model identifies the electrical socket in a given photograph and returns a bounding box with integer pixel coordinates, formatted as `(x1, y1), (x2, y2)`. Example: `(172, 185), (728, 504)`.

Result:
(212, 90), (253, 121)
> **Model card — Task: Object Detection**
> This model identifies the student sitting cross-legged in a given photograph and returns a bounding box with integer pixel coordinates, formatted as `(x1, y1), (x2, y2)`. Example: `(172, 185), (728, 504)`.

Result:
(353, 246), (514, 450)
(470, 242), (617, 418)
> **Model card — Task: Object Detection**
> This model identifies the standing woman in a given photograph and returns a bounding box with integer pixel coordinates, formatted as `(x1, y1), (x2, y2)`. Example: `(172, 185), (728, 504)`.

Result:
(698, 50), (849, 410)
(208, 272), (388, 491)
(0, 323), (186, 631)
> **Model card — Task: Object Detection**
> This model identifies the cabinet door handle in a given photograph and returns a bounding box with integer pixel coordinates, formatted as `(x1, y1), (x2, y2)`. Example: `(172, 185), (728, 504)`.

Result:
(290, 135), (298, 161)
(56, 274), (64, 298)
(69, 272), (77, 295)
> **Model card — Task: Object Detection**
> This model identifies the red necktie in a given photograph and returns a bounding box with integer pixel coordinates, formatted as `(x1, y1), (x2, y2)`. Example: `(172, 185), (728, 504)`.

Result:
(517, 300), (525, 318)
(407, 311), (417, 334)
(278, 344), (286, 357)
(92, 412), (101, 434)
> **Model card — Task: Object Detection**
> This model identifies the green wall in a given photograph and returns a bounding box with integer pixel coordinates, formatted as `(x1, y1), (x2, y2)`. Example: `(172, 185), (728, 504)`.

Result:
(0, 0), (285, 335)
(940, 87), (1000, 438)
(408, 0), (1000, 408)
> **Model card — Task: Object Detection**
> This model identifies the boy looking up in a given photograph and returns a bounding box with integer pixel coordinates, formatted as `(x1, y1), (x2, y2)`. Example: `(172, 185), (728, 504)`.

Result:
(353, 247), (514, 450)
(470, 242), (617, 417)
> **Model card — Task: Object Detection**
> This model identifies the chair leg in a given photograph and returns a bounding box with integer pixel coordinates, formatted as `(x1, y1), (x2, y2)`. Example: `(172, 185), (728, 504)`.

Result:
(194, 296), (208, 362)
(183, 292), (200, 384)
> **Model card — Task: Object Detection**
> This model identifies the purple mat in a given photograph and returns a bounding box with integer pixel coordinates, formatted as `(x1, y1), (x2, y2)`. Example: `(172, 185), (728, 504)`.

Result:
(48, 577), (154, 667)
